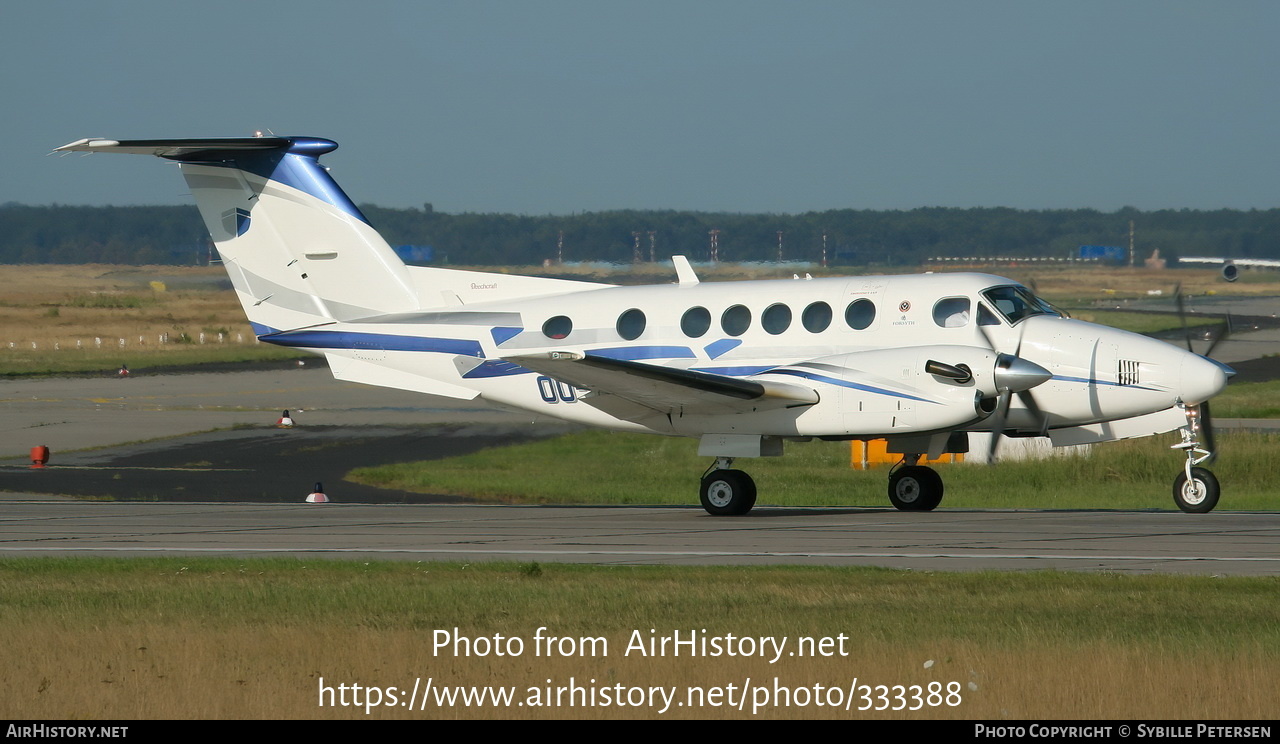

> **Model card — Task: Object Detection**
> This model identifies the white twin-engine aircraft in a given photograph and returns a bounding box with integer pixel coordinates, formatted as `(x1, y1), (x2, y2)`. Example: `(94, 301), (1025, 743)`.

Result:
(56, 136), (1234, 514)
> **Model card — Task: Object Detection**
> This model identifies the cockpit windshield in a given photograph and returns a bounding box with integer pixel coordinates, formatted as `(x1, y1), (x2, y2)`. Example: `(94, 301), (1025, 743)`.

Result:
(980, 285), (1060, 325)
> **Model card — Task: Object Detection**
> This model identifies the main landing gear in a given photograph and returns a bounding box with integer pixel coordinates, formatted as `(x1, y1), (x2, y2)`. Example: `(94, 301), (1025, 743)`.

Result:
(887, 459), (944, 511)
(1171, 404), (1220, 513)
(696, 455), (946, 516)
(699, 457), (756, 516)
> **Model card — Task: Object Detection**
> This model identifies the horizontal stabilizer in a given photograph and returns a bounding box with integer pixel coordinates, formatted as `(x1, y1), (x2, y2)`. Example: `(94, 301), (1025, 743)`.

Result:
(54, 137), (297, 159)
(325, 354), (479, 401)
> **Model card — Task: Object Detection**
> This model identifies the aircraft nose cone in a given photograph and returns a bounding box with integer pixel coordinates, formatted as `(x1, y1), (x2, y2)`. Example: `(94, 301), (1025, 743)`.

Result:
(994, 354), (1053, 392)
(1180, 354), (1233, 405)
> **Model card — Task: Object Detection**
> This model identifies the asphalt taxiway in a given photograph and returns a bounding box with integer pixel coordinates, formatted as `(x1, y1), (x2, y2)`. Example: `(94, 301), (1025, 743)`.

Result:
(1, 499), (1277, 575)
(2, 365), (1277, 574)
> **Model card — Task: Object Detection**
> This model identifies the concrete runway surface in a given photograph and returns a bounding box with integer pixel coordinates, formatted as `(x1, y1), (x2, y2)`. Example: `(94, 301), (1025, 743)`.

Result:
(1, 366), (1277, 574)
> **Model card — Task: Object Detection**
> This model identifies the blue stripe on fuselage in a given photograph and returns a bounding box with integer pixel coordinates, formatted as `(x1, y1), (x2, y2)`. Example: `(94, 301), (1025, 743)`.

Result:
(1052, 375), (1158, 392)
(691, 365), (776, 376)
(462, 360), (534, 378)
(259, 329), (483, 357)
(490, 326), (523, 345)
(704, 339), (742, 359)
(590, 346), (696, 361)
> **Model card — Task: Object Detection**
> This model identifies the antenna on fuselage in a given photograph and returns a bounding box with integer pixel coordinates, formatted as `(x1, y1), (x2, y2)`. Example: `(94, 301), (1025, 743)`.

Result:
(672, 255), (699, 286)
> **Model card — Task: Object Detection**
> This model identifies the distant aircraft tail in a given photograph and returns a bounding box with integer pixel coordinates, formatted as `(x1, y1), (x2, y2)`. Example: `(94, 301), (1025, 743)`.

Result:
(54, 136), (590, 335)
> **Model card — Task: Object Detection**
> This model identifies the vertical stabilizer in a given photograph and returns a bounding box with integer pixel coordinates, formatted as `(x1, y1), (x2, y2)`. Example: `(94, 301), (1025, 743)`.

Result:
(54, 135), (605, 332)
(56, 137), (418, 332)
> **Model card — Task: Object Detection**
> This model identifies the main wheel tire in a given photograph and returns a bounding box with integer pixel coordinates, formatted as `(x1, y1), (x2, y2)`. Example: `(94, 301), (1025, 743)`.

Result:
(700, 469), (757, 516)
(1173, 467), (1220, 513)
(888, 466), (944, 511)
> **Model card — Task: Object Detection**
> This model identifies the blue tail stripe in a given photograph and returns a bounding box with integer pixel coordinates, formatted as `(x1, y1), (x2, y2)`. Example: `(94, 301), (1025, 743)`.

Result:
(169, 137), (369, 225)
(249, 321), (279, 337)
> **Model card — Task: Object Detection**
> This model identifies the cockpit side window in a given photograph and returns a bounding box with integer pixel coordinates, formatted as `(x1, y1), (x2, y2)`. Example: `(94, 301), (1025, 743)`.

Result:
(933, 297), (971, 328)
(981, 286), (1059, 325)
(977, 303), (1002, 326)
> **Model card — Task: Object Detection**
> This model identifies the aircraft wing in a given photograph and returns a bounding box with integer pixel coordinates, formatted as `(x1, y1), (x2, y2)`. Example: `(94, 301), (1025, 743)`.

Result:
(503, 351), (819, 418)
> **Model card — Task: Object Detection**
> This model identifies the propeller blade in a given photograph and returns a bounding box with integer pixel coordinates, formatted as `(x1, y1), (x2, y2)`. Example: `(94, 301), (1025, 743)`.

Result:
(1173, 282), (1194, 352)
(1200, 401), (1217, 464)
(1202, 313), (1233, 359)
(977, 322), (997, 355)
(986, 388), (1012, 465)
(976, 308), (1052, 458)
(1016, 389), (1050, 436)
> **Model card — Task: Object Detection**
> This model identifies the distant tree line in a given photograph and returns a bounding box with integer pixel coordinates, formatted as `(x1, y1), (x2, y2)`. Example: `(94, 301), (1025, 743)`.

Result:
(0, 204), (210, 264)
(3, 201), (1279, 267)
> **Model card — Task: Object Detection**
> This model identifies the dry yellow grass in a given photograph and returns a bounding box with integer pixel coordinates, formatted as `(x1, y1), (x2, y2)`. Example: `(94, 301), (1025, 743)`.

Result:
(0, 265), (305, 373)
(4, 627), (1272, 719)
(3, 559), (1276, 720)
(0, 264), (253, 349)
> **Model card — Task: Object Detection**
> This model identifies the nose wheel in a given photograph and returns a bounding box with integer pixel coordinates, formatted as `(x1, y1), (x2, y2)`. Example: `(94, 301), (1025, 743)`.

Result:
(1173, 467), (1220, 513)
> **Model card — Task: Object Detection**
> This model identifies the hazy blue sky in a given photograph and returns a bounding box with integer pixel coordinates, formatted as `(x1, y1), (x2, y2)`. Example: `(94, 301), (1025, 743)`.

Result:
(6, 1), (1278, 214)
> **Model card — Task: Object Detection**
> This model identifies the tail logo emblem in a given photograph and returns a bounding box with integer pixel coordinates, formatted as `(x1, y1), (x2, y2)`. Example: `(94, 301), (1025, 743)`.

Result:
(221, 207), (251, 237)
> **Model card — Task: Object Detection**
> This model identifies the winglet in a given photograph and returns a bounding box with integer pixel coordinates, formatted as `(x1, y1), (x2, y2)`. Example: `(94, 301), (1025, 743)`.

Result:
(672, 255), (699, 286)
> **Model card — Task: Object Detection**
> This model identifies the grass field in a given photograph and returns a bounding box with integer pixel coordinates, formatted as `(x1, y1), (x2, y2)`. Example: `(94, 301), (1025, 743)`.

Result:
(1, 558), (1275, 719)
(1060, 309), (1217, 335)
(1214, 379), (1280, 418)
(349, 429), (1278, 511)
(0, 265), (305, 376)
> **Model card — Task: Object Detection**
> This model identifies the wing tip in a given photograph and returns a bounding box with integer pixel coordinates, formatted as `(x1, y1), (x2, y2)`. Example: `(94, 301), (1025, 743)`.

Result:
(52, 138), (119, 154)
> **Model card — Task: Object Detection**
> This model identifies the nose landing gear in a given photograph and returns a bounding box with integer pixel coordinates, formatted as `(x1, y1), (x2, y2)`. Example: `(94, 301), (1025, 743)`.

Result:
(1171, 403), (1220, 513)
